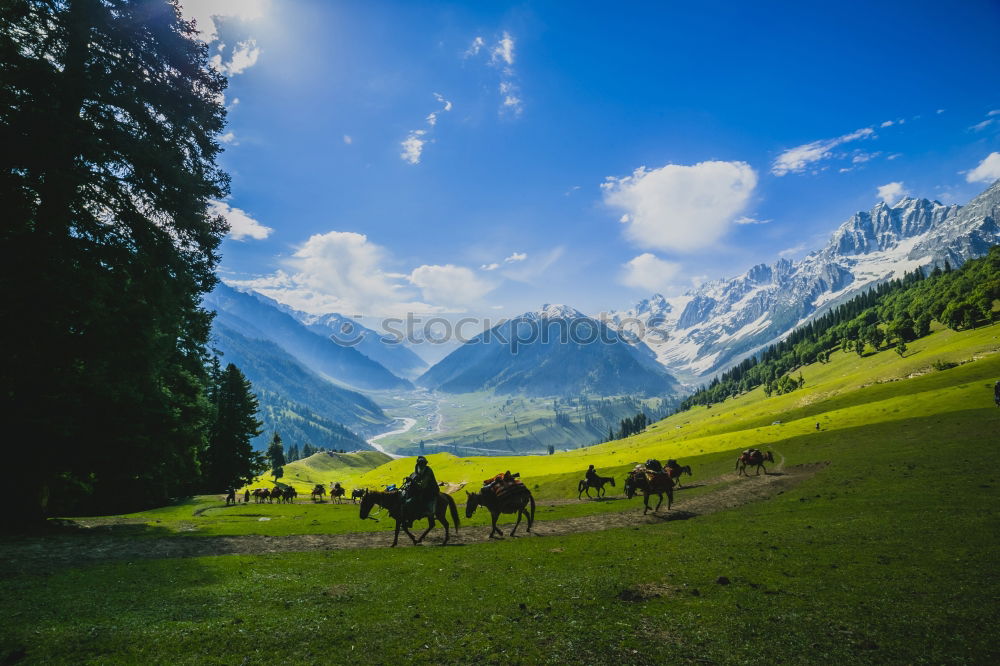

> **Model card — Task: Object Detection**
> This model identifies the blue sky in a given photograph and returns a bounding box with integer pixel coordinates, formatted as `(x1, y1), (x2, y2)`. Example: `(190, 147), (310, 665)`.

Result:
(182, 0), (1000, 319)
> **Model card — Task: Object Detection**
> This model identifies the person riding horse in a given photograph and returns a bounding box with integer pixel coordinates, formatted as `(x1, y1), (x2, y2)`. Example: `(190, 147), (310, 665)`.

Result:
(402, 456), (438, 527)
(585, 464), (599, 484)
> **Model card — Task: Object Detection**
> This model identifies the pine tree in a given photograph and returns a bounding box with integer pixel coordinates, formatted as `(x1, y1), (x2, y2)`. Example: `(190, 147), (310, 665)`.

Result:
(204, 364), (266, 491)
(267, 433), (286, 482)
(2, 0), (229, 520)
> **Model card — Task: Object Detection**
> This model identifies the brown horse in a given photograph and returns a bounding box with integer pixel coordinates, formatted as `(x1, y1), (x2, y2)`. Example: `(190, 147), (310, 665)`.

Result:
(358, 490), (460, 547)
(624, 469), (674, 514)
(280, 487), (297, 503)
(577, 474), (616, 499)
(465, 486), (536, 538)
(251, 488), (270, 504)
(736, 450), (774, 476)
(665, 463), (693, 488)
(310, 484), (326, 502)
(350, 488), (366, 504)
(330, 484), (346, 504)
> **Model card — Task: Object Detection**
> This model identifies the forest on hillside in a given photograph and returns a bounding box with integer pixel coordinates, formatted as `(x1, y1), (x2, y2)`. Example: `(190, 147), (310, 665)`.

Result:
(681, 246), (1000, 409)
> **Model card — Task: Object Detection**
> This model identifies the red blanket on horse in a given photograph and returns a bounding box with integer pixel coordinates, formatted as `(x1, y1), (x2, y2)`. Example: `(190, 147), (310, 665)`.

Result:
(483, 471), (525, 498)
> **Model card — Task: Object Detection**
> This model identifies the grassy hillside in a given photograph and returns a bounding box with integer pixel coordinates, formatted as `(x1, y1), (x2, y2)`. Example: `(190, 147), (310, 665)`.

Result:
(248, 450), (392, 495)
(3, 320), (999, 663)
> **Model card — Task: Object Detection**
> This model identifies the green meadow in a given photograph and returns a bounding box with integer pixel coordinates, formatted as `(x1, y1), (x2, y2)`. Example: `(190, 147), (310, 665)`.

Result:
(2, 321), (999, 664)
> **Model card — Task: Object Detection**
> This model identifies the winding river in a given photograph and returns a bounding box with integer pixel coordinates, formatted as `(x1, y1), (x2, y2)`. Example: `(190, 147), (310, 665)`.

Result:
(365, 417), (416, 459)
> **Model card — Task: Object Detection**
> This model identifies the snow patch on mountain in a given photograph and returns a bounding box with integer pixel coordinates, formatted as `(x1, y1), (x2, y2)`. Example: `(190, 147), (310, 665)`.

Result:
(605, 180), (1000, 384)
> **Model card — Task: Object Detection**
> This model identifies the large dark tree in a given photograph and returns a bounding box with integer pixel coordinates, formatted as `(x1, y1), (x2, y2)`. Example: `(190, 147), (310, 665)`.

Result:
(1, 0), (229, 520)
(204, 364), (266, 491)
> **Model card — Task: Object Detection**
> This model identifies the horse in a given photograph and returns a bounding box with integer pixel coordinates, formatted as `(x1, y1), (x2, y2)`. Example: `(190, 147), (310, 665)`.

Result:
(358, 490), (460, 547)
(736, 450), (774, 476)
(350, 488), (366, 504)
(665, 463), (693, 488)
(624, 469), (674, 514)
(330, 484), (346, 504)
(577, 474), (616, 499)
(225, 489), (236, 506)
(281, 487), (297, 504)
(465, 486), (536, 538)
(310, 484), (326, 502)
(251, 488), (270, 504)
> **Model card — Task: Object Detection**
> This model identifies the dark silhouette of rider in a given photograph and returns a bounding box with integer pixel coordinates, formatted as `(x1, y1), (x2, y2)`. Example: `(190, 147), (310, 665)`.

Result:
(994, 380), (1000, 407)
(403, 456), (437, 526)
(585, 464), (599, 483)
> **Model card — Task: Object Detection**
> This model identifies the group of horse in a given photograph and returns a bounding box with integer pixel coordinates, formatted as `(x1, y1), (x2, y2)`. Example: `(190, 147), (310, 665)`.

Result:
(359, 482), (536, 547)
(228, 449), (775, 546)
(306, 484), (367, 504)
(240, 487), (298, 504)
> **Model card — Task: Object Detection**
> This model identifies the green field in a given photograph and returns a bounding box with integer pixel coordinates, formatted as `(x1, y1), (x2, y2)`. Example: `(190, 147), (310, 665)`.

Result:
(3, 321), (999, 664)
(368, 390), (672, 456)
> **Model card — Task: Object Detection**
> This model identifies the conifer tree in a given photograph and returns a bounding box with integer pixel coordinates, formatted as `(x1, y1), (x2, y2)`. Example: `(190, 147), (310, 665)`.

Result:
(205, 364), (266, 491)
(267, 433), (286, 482)
(2, 0), (229, 520)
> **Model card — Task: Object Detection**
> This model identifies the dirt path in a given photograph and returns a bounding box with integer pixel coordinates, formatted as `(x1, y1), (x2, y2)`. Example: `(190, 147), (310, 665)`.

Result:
(0, 458), (825, 576)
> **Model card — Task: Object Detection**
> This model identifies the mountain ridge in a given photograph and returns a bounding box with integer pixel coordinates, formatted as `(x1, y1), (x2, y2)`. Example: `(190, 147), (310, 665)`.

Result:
(607, 179), (1000, 383)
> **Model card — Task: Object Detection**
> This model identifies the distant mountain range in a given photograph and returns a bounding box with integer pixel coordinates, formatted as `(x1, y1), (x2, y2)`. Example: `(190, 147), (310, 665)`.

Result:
(205, 284), (411, 391)
(417, 304), (681, 397)
(606, 179), (1000, 383)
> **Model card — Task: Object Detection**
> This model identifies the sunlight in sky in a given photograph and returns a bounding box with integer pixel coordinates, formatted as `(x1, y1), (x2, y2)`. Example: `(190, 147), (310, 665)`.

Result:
(196, 1), (1000, 320)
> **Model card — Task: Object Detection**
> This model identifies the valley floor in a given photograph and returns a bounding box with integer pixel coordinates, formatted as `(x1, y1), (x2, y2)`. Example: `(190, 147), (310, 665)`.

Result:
(3, 322), (999, 664)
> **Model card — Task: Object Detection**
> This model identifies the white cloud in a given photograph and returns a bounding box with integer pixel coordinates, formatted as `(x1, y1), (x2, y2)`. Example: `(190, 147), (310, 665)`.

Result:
(735, 216), (770, 225)
(401, 94), (451, 164)
(499, 80), (523, 115)
(179, 0), (269, 43)
(777, 244), (807, 258)
(852, 151), (880, 164)
(970, 119), (994, 132)
(481, 252), (526, 271)
(936, 109), (945, 114)
(209, 199), (272, 241)
(219, 131), (236, 144)
(343, 135), (353, 145)
(876, 181), (909, 204)
(467, 31), (524, 116)
(620, 253), (682, 292)
(602, 160), (758, 252)
(880, 120), (894, 128)
(887, 153), (902, 160)
(232, 232), (422, 315)
(408, 264), (495, 310)
(400, 130), (427, 164)
(989, 110), (1000, 116)
(434, 92), (453, 112)
(771, 127), (874, 176)
(501, 246), (564, 283)
(966, 152), (1000, 184)
(465, 36), (485, 57)
(491, 32), (515, 66)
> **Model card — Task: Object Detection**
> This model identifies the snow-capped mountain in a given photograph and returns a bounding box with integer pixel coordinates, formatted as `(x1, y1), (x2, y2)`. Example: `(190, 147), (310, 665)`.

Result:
(418, 305), (680, 397)
(606, 180), (1000, 385)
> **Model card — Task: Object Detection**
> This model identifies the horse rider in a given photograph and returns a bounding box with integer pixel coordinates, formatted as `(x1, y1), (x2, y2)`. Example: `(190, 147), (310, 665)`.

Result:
(225, 488), (236, 505)
(243, 489), (250, 504)
(403, 455), (437, 526)
(585, 464), (599, 484)
(994, 380), (1000, 407)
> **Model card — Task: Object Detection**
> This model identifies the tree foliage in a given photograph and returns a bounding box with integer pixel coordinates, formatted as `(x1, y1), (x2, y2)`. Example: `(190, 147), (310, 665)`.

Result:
(204, 363), (266, 491)
(1, 0), (229, 519)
